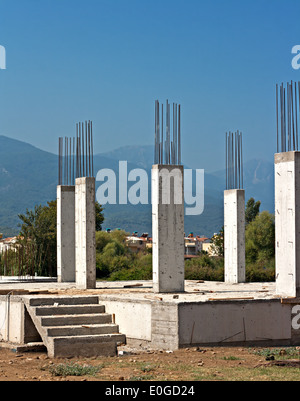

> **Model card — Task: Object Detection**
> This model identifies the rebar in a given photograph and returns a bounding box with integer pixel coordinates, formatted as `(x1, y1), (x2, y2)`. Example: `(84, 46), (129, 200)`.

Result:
(154, 100), (182, 165)
(58, 120), (95, 185)
(225, 131), (244, 190)
(276, 81), (300, 153)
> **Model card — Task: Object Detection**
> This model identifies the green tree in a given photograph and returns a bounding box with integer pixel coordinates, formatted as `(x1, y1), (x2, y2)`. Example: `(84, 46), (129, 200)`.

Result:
(245, 211), (275, 264)
(18, 200), (57, 276)
(17, 200), (104, 277)
(95, 229), (132, 278)
(210, 227), (224, 257)
(95, 202), (104, 231)
(245, 198), (261, 225)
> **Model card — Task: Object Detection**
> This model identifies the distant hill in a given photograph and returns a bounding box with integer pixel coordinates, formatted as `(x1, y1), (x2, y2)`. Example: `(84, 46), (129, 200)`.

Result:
(99, 145), (154, 170)
(0, 136), (57, 235)
(0, 135), (275, 238)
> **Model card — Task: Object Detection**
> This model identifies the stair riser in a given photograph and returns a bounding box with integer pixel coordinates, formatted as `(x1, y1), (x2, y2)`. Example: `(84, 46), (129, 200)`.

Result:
(52, 333), (126, 345)
(47, 325), (119, 337)
(35, 305), (105, 316)
(48, 341), (117, 358)
(29, 296), (100, 307)
(41, 314), (112, 326)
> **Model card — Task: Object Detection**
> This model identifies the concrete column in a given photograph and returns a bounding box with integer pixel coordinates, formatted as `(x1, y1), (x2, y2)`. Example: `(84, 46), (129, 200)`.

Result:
(224, 189), (245, 283)
(75, 177), (96, 289)
(57, 186), (75, 283)
(152, 165), (185, 293)
(275, 151), (300, 298)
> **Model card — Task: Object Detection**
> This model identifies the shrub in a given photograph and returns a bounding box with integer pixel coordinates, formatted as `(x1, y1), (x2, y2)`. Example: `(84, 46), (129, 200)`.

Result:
(49, 362), (102, 377)
(185, 255), (224, 281)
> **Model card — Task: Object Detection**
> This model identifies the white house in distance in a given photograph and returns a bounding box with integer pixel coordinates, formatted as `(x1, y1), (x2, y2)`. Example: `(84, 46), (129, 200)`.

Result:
(124, 230), (214, 257)
(126, 232), (152, 253)
(0, 236), (18, 253)
(184, 233), (212, 258)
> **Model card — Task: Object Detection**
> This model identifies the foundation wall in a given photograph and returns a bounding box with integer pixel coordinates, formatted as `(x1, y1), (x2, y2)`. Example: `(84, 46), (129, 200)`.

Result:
(99, 296), (299, 350)
(178, 300), (291, 346)
(0, 296), (40, 344)
(100, 299), (152, 341)
(2, 294), (300, 350)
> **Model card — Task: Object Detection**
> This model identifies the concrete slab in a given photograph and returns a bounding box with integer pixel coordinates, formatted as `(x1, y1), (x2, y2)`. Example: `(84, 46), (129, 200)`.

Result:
(2, 279), (298, 351)
(0, 279), (278, 300)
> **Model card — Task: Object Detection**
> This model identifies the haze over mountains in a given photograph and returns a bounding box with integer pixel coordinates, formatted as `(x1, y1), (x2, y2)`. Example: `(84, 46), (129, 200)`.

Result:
(0, 136), (274, 238)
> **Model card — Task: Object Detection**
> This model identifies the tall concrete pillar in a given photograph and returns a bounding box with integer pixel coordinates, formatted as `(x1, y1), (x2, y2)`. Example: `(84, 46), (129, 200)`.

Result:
(224, 189), (246, 283)
(152, 165), (185, 293)
(275, 151), (300, 298)
(75, 177), (96, 289)
(57, 185), (75, 283)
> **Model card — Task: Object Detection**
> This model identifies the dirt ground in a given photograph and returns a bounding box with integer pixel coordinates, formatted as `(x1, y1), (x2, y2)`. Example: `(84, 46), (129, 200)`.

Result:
(1, 344), (300, 381)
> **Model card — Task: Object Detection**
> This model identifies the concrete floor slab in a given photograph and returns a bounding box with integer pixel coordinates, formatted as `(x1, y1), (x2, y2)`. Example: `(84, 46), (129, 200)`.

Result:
(1, 280), (299, 351)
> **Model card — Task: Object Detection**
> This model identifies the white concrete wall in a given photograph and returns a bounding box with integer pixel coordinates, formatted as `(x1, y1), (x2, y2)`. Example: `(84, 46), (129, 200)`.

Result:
(275, 152), (300, 297)
(0, 296), (24, 343)
(57, 186), (75, 283)
(100, 298), (178, 349)
(0, 298), (7, 341)
(179, 301), (291, 345)
(151, 302), (179, 350)
(152, 165), (185, 293)
(224, 189), (245, 283)
(101, 299), (152, 341)
(75, 177), (96, 289)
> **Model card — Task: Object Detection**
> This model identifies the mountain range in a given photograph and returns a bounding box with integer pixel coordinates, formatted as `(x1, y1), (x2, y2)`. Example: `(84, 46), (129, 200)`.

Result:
(0, 136), (275, 238)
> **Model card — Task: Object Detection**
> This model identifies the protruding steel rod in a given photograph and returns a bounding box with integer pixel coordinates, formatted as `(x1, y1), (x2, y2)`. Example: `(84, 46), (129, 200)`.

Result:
(276, 84), (279, 153)
(58, 120), (95, 185)
(225, 131), (243, 190)
(154, 100), (181, 165)
(277, 81), (300, 153)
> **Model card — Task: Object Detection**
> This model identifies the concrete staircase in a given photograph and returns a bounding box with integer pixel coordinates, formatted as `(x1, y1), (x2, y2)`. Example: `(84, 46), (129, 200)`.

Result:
(23, 295), (126, 358)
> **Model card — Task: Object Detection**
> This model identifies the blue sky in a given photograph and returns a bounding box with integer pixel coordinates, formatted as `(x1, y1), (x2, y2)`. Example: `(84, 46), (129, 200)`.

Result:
(0, 0), (299, 171)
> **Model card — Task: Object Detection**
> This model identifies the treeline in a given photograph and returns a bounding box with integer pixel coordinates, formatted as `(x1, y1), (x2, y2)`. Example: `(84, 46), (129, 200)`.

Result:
(96, 197), (275, 283)
(96, 230), (152, 281)
(0, 201), (104, 277)
(192, 198), (275, 282)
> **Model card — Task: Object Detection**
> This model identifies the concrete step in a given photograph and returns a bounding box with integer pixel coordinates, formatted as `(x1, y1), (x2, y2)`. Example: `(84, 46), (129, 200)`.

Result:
(40, 313), (113, 326)
(24, 295), (126, 358)
(48, 339), (116, 358)
(46, 323), (120, 337)
(48, 334), (126, 358)
(35, 304), (105, 316)
(51, 333), (126, 344)
(28, 296), (100, 307)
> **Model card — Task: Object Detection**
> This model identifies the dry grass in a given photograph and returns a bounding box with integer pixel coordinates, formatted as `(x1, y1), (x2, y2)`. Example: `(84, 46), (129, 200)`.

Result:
(1, 346), (300, 381)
